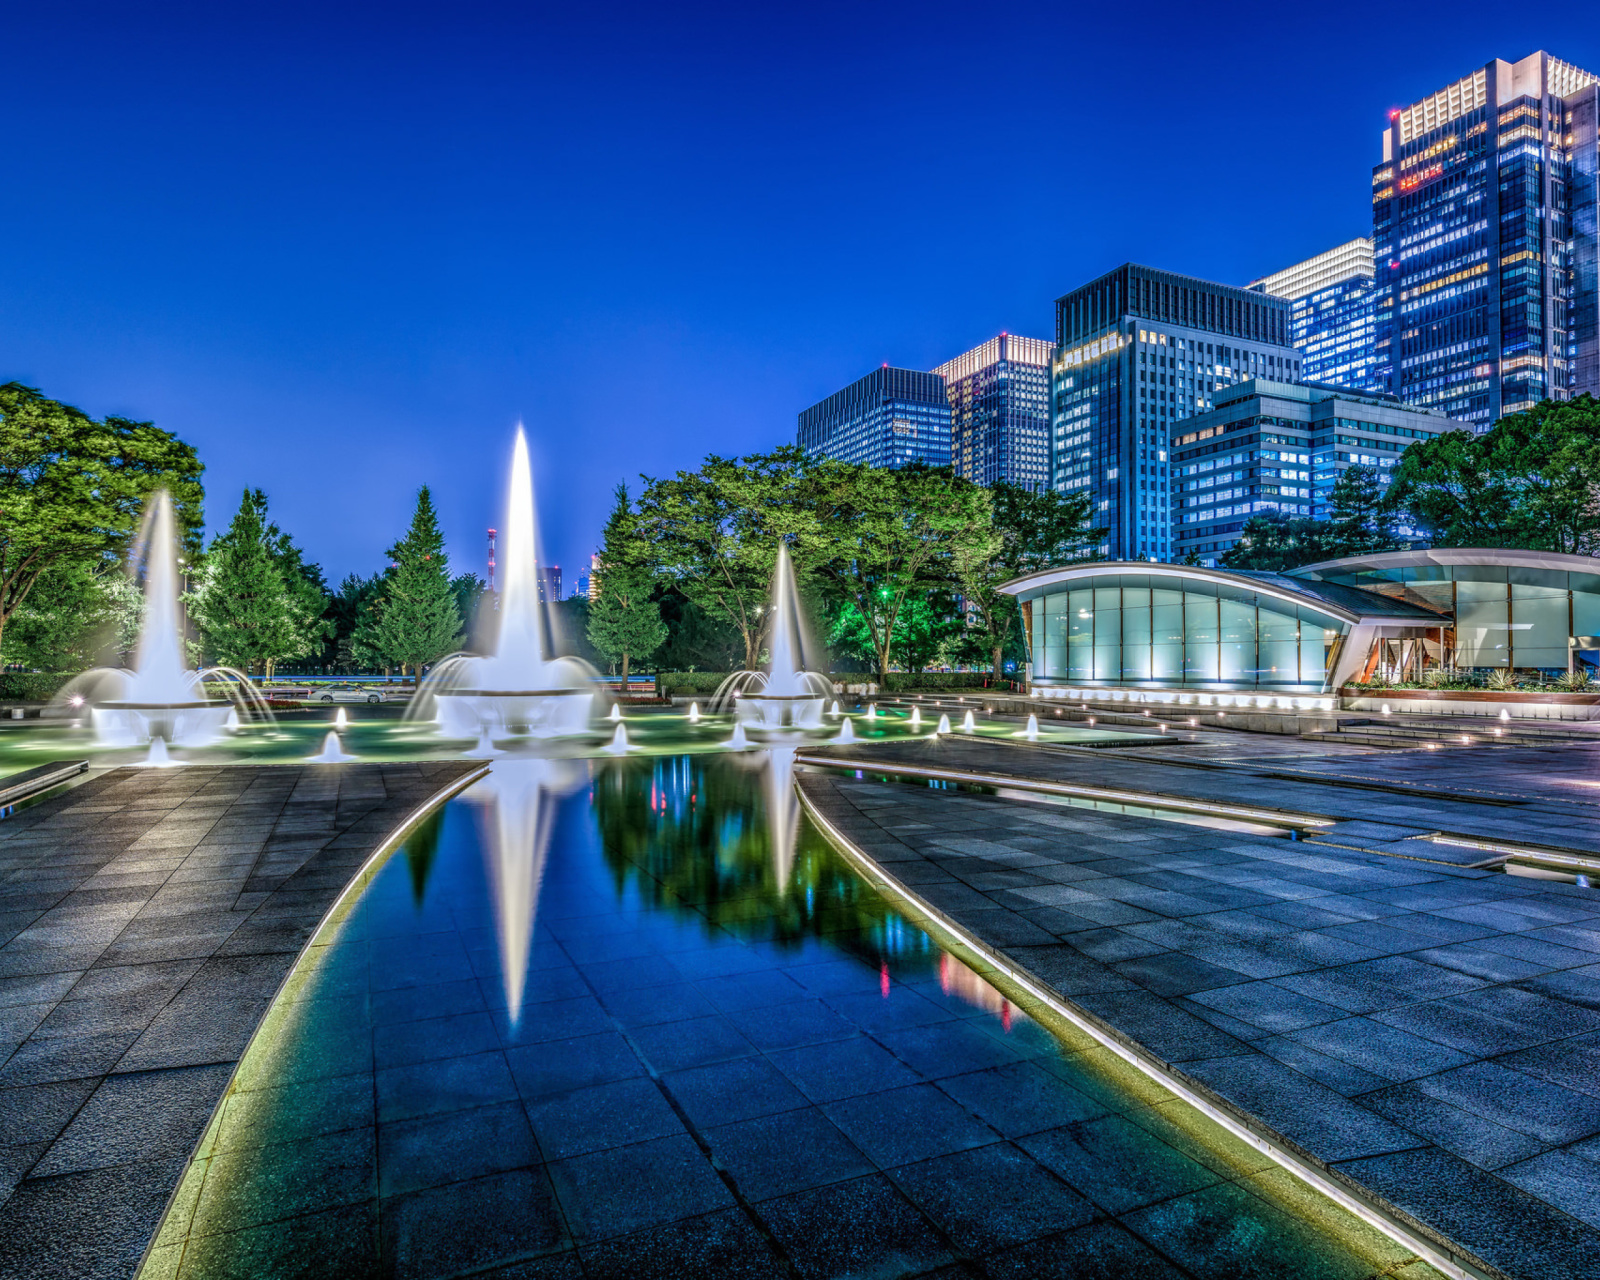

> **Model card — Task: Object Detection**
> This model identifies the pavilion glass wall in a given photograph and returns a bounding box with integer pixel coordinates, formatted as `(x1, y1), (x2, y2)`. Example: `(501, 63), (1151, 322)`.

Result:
(1309, 564), (1600, 672)
(1028, 574), (1346, 689)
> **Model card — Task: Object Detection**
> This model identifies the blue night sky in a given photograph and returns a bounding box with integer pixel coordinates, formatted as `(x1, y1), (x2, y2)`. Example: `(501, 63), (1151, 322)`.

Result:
(2, 3), (1594, 587)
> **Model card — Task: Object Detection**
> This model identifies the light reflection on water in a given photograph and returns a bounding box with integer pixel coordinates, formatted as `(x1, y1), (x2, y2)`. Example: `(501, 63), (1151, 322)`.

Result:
(141, 752), (1438, 1280)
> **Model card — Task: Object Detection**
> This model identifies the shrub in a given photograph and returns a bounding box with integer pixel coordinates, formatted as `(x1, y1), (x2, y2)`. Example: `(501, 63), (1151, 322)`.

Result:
(1486, 668), (1517, 691)
(884, 672), (1009, 692)
(656, 672), (736, 697)
(1557, 670), (1594, 691)
(0, 672), (75, 702)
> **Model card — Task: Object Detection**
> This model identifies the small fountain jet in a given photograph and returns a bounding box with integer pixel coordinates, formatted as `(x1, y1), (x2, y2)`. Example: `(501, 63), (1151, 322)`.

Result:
(712, 545), (831, 732)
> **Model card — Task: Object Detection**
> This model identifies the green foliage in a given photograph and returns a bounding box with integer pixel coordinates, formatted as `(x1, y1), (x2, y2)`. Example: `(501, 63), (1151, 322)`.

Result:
(827, 590), (965, 675)
(0, 383), (203, 657)
(450, 572), (491, 650)
(634, 447), (831, 670)
(327, 574), (385, 671)
(812, 463), (995, 682)
(1220, 514), (1342, 571)
(587, 486), (666, 681)
(0, 672), (73, 700)
(549, 595), (603, 668)
(882, 672), (1004, 692)
(0, 561), (138, 671)
(189, 490), (322, 675)
(354, 487), (463, 679)
(1386, 395), (1600, 551)
(656, 671), (735, 696)
(953, 481), (1102, 674)
(654, 587), (743, 672)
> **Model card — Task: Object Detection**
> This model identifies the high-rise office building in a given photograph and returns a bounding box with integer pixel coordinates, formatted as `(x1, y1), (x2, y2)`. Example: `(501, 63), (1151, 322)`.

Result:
(536, 566), (561, 603)
(1051, 264), (1299, 561)
(797, 366), (952, 468)
(1372, 51), (1600, 426)
(932, 334), (1054, 490)
(1251, 239), (1384, 393)
(1171, 379), (1459, 565)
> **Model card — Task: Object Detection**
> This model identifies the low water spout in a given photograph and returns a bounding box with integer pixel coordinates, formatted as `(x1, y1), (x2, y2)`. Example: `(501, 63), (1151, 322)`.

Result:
(909, 706), (922, 728)
(728, 723), (749, 750)
(935, 713), (951, 735)
(605, 724), (630, 754)
(608, 703), (622, 722)
(961, 710), (975, 733)
(139, 739), (180, 768)
(308, 732), (356, 763)
(688, 702), (701, 722)
(830, 700), (840, 716)
(1022, 714), (1039, 740)
(837, 719), (856, 743)
(865, 704), (876, 720)
(334, 708), (348, 730)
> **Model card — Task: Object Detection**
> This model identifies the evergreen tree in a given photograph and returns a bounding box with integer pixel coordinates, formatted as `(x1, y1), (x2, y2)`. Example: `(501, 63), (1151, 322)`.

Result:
(587, 486), (666, 683)
(355, 487), (462, 683)
(189, 490), (300, 673)
(1327, 464), (1400, 555)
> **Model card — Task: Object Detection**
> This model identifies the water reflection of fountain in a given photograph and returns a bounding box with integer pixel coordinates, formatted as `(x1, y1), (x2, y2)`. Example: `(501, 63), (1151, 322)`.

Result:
(713, 545), (832, 732)
(52, 492), (238, 747)
(469, 759), (582, 1024)
(414, 429), (598, 738)
(763, 747), (800, 890)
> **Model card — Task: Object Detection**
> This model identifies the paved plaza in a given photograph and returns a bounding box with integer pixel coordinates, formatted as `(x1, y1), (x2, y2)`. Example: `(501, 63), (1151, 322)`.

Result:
(0, 762), (483, 1279)
(800, 735), (1600, 1280)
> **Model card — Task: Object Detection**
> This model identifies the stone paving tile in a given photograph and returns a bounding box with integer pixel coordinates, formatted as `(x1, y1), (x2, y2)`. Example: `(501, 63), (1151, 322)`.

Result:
(0, 760), (482, 1280)
(798, 743), (1600, 1280)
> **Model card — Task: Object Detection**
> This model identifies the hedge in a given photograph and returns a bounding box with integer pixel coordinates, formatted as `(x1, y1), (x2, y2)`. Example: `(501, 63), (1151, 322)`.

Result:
(657, 672), (737, 697)
(884, 673), (1013, 692)
(0, 673), (76, 702)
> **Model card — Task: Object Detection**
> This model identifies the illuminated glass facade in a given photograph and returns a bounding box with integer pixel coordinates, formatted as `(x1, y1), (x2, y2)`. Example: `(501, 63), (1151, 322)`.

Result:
(797, 366), (952, 469)
(1021, 570), (1351, 690)
(1373, 52), (1600, 427)
(1052, 265), (1299, 562)
(933, 334), (1053, 490)
(1171, 380), (1458, 564)
(1252, 239), (1384, 394)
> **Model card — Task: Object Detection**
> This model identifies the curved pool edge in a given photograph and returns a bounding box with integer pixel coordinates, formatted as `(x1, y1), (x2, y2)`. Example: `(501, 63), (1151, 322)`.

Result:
(792, 774), (1500, 1280)
(132, 760), (493, 1280)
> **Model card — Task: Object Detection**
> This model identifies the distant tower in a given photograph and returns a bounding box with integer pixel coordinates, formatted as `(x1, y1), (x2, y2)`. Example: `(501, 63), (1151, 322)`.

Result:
(487, 528), (497, 592)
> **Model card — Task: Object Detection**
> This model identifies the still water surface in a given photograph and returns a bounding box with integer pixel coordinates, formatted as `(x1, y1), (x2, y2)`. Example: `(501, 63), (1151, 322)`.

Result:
(143, 753), (1441, 1279)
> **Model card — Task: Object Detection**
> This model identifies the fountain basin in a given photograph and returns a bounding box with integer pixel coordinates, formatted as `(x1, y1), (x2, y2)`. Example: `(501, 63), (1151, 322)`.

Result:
(91, 700), (234, 747)
(734, 692), (826, 731)
(435, 688), (597, 738)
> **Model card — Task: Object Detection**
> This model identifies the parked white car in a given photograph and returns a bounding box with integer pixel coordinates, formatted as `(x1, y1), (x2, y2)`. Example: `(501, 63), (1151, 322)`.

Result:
(313, 684), (390, 704)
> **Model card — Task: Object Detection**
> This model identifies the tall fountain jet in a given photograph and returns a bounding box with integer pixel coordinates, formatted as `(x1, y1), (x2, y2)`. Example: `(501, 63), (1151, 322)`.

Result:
(713, 544), (832, 732)
(418, 428), (597, 738)
(62, 492), (238, 747)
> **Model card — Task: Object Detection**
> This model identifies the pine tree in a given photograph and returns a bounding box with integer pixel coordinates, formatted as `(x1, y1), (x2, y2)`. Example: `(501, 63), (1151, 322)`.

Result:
(587, 485), (665, 684)
(356, 487), (462, 683)
(190, 490), (299, 673)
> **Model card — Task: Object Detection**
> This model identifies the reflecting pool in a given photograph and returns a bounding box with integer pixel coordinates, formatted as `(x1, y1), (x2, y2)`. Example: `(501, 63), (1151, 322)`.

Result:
(142, 754), (1442, 1279)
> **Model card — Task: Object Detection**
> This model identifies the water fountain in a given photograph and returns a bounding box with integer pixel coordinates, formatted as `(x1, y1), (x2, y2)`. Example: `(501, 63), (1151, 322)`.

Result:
(712, 545), (831, 732)
(961, 710), (976, 733)
(829, 700), (840, 716)
(415, 430), (598, 738)
(334, 708), (348, 731)
(727, 723), (750, 750)
(306, 732), (357, 763)
(608, 703), (622, 723)
(837, 718), (856, 743)
(865, 704), (877, 721)
(909, 706), (922, 728)
(605, 724), (630, 754)
(688, 702), (701, 722)
(935, 713), (951, 734)
(59, 492), (236, 748)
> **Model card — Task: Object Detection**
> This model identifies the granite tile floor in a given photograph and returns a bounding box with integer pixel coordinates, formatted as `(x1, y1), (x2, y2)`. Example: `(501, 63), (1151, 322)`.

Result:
(139, 759), (1443, 1280)
(798, 745), (1600, 1280)
(0, 761), (483, 1280)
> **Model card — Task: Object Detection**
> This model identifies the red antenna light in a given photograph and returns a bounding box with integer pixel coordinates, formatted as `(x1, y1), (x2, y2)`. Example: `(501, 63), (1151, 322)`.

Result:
(487, 528), (497, 592)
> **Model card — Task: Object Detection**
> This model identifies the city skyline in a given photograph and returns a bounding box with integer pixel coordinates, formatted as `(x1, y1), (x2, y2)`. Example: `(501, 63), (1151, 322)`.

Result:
(4, 8), (1598, 581)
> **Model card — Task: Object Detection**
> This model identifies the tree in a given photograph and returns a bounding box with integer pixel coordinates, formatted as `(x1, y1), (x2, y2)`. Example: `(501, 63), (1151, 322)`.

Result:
(0, 383), (203, 658)
(1327, 464), (1401, 555)
(189, 490), (302, 674)
(952, 481), (1101, 676)
(1220, 513), (1342, 572)
(0, 560), (134, 672)
(813, 463), (994, 683)
(328, 574), (385, 672)
(355, 487), (462, 682)
(450, 572), (491, 650)
(587, 486), (666, 682)
(634, 447), (829, 670)
(267, 527), (332, 672)
(654, 586), (743, 672)
(1385, 396), (1600, 551)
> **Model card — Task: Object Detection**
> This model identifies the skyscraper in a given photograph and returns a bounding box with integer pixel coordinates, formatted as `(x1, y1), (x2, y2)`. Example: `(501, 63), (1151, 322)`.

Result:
(1051, 264), (1299, 561)
(1372, 51), (1600, 426)
(1171, 378), (1458, 565)
(932, 334), (1054, 490)
(797, 366), (952, 468)
(1251, 239), (1384, 393)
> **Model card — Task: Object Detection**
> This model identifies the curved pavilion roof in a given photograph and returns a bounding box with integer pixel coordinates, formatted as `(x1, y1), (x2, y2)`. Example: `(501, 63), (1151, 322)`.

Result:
(1290, 546), (1600, 581)
(996, 561), (1445, 626)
